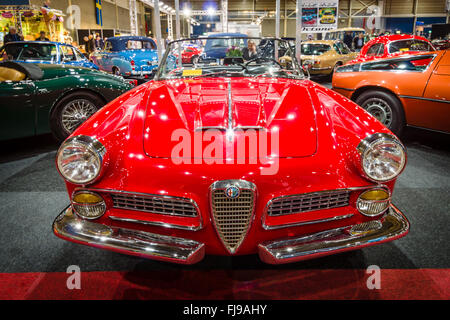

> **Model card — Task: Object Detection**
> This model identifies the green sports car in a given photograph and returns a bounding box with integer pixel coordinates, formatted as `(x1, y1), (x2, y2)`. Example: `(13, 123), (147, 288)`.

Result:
(0, 61), (133, 141)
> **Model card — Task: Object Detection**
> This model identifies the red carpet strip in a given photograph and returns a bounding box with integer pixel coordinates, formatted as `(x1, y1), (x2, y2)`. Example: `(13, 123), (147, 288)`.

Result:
(0, 269), (448, 300)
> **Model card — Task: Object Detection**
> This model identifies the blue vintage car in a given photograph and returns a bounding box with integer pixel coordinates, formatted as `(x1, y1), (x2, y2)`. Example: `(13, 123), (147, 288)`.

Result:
(0, 41), (99, 69)
(203, 33), (248, 59)
(90, 36), (158, 77)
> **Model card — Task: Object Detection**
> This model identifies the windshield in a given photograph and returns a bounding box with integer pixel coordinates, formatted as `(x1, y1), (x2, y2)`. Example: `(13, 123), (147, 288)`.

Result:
(156, 37), (304, 81)
(0, 43), (57, 62)
(301, 43), (331, 55)
(388, 40), (434, 54)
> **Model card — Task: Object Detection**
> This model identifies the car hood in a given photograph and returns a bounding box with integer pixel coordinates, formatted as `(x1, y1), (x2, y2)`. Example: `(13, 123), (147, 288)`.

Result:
(143, 77), (317, 159)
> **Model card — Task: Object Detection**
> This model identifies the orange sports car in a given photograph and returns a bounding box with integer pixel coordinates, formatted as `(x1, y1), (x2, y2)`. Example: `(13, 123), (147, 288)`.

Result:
(332, 50), (450, 135)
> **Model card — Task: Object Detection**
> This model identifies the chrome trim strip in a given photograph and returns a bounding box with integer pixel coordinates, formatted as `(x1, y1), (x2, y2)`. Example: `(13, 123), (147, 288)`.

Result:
(53, 206), (205, 264)
(195, 126), (227, 131)
(332, 86), (354, 92)
(398, 95), (450, 104)
(227, 78), (233, 134)
(263, 214), (354, 230)
(108, 216), (202, 231)
(258, 205), (409, 264)
(233, 126), (267, 130)
(359, 53), (437, 74)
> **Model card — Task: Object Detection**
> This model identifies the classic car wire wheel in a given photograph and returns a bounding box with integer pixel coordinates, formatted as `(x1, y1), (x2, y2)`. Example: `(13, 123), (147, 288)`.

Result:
(363, 98), (393, 128)
(61, 99), (98, 134)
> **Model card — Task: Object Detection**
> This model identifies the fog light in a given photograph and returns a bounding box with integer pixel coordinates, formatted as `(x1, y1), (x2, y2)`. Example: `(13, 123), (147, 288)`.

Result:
(72, 191), (106, 219)
(357, 189), (390, 217)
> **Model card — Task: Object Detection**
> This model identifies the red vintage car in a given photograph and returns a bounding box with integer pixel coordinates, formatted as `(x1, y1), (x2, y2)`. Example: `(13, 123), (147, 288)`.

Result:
(349, 34), (435, 64)
(53, 37), (409, 264)
(181, 45), (203, 64)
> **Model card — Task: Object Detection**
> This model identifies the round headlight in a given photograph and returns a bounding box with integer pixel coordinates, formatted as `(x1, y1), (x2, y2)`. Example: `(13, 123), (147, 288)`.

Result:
(357, 133), (406, 182)
(57, 135), (106, 185)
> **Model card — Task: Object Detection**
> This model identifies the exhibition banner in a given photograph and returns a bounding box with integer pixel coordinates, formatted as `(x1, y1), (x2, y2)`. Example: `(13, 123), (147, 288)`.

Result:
(301, 1), (339, 33)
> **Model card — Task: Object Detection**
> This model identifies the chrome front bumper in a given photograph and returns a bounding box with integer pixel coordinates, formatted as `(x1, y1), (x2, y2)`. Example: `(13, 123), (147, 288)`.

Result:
(258, 205), (409, 264)
(53, 205), (408, 264)
(53, 207), (205, 264)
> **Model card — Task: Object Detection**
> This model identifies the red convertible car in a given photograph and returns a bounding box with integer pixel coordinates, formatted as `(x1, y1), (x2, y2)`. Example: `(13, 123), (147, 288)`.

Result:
(53, 37), (409, 264)
(349, 34), (435, 64)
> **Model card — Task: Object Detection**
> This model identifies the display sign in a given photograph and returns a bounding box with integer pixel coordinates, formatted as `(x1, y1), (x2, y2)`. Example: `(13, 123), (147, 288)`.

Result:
(301, 1), (339, 33)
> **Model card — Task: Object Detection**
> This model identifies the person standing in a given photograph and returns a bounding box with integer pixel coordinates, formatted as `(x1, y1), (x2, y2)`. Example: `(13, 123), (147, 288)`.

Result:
(86, 34), (95, 55)
(95, 34), (104, 50)
(3, 26), (22, 44)
(36, 31), (50, 41)
(353, 33), (365, 51)
(343, 31), (353, 50)
(242, 40), (259, 60)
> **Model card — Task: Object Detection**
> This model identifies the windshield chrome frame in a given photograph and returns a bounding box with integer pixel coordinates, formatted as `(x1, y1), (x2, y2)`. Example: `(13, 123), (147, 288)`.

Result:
(154, 36), (304, 81)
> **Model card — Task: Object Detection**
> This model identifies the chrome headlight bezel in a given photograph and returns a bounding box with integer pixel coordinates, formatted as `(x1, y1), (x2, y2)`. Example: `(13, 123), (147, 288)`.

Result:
(56, 135), (107, 185)
(357, 133), (406, 182)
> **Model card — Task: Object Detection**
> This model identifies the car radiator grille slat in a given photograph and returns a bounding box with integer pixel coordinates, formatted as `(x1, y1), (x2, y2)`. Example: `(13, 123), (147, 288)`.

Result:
(211, 189), (254, 253)
(110, 193), (198, 217)
(267, 190), (351, 216)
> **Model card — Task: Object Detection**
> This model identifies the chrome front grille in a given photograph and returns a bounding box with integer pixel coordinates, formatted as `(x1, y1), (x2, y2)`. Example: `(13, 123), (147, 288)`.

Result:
(210, 180), (256, 253)
(267, 190), (350, 216)
(110, 192), (198, 217)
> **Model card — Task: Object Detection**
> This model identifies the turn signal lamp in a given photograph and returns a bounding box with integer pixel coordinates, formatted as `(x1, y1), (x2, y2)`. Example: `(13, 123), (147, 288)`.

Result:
(356, 189), (390, 217)
(72, 191), (106, 219)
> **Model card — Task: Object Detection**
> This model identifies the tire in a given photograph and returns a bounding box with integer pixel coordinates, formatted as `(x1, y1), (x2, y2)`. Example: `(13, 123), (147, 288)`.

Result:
(50, 91), (104, 141)
(355, 90), (405, 136)
(190, 55), (199, 64)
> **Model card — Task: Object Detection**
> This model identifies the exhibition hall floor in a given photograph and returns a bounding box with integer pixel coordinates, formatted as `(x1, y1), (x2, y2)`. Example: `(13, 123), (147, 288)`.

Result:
(0, 81), (448, 300)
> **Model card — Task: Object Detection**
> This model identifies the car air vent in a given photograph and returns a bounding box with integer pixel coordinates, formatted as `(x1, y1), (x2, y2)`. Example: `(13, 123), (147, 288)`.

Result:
(267, 190), (350, 216)
(110, 192), (198, 217)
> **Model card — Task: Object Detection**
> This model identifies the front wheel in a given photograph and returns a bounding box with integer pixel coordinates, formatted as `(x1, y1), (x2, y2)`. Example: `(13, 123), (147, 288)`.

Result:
(190, 55), (199, 64)
(355, 90), (406, 136)
(50, 91), (104, 141)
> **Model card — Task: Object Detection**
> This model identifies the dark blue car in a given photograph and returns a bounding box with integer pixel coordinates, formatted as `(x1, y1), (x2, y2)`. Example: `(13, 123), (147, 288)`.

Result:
(0, 41), (98, 69)
(203, 33), (248, 59)
(90, 36), (158, 77)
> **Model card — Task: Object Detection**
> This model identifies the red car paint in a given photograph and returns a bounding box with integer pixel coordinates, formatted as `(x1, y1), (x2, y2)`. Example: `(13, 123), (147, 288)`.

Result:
(348, 34), (435, 64)
(181, 46), (203, 64)
(55, 76), (406, 262)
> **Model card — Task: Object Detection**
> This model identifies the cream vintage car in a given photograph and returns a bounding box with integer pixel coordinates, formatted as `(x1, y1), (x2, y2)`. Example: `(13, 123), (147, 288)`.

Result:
(301, 40), (358, 77)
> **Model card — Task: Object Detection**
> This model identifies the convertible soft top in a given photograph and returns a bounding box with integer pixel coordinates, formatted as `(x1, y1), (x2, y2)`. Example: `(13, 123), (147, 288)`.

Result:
(0, 61), (43, 80)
